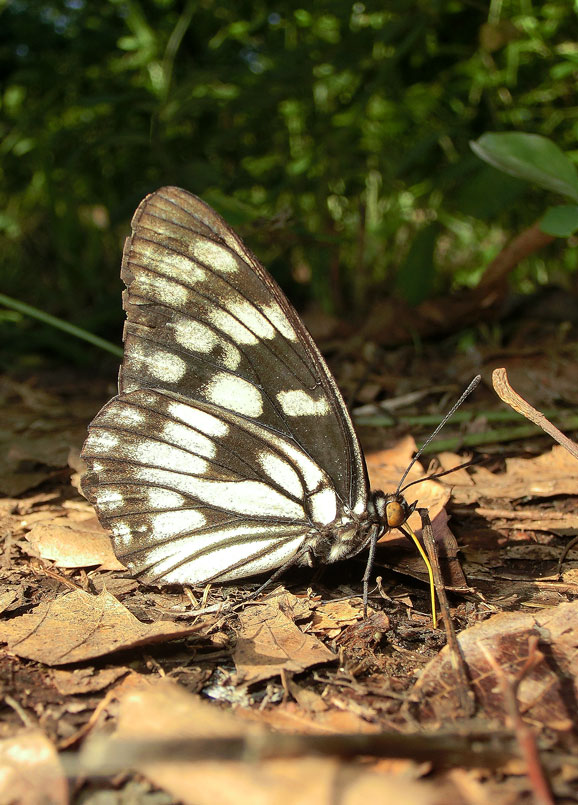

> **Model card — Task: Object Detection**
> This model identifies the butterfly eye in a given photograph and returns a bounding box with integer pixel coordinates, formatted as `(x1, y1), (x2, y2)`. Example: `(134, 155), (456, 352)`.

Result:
(385, 499), (408, 528)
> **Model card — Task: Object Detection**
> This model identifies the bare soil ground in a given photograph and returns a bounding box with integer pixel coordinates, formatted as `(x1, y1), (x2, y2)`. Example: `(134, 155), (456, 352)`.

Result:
(1, 317), (577, 805)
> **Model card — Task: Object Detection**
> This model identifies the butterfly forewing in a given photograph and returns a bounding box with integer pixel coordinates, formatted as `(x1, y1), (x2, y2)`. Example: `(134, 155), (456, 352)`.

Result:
(118, 187), (367, 512)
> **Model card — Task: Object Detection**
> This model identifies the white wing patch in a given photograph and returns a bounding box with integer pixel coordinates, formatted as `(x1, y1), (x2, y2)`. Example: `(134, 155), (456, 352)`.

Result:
(84, 430), (119, 452)
(207, 308), (259, 345)
(147, 488), (187, 509)
(109, 520), (131, 546)
(261, 434), (326, 490)
(226, 299), (276, 340)
(149, 509), (207, 537)
(168, 318), (241, 371)
(112, 406), (145, 426)
(134, 247), (206, 286)
(260, 301), (298, 341)
(205, 372), (263, 416)
(258, 451), (303, 498)
(189, 240), (239, 274)
(142, 532), (306, 585)
(94, 488), (125, 512)
(132, 468), (304, 519)
(167, 401), (229, 438)
(132, 440), (209, 475)
(161, 420), (217, 458)
(84, 429), (209, 477)
(134, 272), (191, 306)
(309, 487), (337, 525)
(130, 342), (187, 382)
(276, 389), (331, 417)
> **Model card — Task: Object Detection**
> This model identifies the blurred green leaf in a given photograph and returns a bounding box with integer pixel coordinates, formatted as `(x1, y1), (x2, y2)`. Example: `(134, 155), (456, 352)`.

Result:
(395, 223), (439, 305)
(1, 0), (577, 363)
(470, 133), (578, 202)
(452, 164), (526, 220)
(540, 205), (578, 237)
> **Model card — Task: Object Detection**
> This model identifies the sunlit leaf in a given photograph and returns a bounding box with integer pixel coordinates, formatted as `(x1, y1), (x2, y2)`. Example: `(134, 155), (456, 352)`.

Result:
(470, 133), (578, 202)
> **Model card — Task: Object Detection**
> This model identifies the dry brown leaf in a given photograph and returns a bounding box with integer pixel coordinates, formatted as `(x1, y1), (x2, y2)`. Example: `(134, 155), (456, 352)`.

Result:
(266, 587), (316, 621)
(23, 515), (125, 570)
(310, 599), (364, 637)
(336, 610), (391, 651)
(0, 433), (82, 496)
(414, 600), (578, 730)
(434, 452), (475, 486)
(0, 729), (68, 805)
(473, 506), (578, 534)
(105, 678), (437, 805)
(234, 593), (336, 684)
(445, 445), (578, 504)
(51, 666), (131, 695)
(0, 490), (63, 519)
(245, 700), (380, 735)
(17, 509), (64, 528)
(0, 589), (19, 615)
(284, 678), (329, 713)
(1, 589), (211, 665)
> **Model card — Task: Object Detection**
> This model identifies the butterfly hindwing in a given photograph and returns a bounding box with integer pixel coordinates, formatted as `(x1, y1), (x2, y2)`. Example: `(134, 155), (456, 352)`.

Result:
(81, 388), (349, 584)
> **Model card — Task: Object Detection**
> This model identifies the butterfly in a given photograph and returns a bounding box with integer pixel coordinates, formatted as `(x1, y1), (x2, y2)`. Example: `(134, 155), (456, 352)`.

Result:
(81, 186), (437, 607)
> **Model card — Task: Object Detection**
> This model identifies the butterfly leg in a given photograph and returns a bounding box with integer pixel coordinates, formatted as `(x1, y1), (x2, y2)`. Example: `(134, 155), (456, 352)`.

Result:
(244, 543), (316, 603)
(361, 530), (380, 617)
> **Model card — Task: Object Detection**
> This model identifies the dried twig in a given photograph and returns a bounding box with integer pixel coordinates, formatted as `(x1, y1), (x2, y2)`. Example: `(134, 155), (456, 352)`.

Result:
(492, 368), (578, 460)
(479, 638), (554, 805)
(4, 695), (37, 728)
(61, 728), (518, 777)
(557, 535), (578, 579)
(418, 508), (475, 717)
(480, 223), (555, 289)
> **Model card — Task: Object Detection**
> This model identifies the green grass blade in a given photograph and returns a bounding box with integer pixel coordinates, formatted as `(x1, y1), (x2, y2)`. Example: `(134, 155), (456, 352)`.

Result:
(0, 293), (123, 358)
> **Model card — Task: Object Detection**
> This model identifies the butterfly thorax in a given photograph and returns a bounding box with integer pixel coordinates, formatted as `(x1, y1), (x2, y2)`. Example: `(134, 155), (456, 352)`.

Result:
(306, 489), (413, 567)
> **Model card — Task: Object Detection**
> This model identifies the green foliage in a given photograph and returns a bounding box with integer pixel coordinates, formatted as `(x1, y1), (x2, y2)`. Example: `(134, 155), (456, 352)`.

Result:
(471, 133), (578, 203)
(395, 222), (440, 305)
(471, 132), (578, 236)
(1, 0), (577, 361)
(541, 205), (578, 238)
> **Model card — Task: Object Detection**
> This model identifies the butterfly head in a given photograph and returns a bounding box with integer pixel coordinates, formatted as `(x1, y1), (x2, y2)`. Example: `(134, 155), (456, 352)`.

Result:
(368, 489), (416, 533)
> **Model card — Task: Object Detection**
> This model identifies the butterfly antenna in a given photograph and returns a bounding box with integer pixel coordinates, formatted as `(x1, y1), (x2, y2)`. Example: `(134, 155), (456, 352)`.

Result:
(400, 456), (483, 494)
(395, 375), (482, 493)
